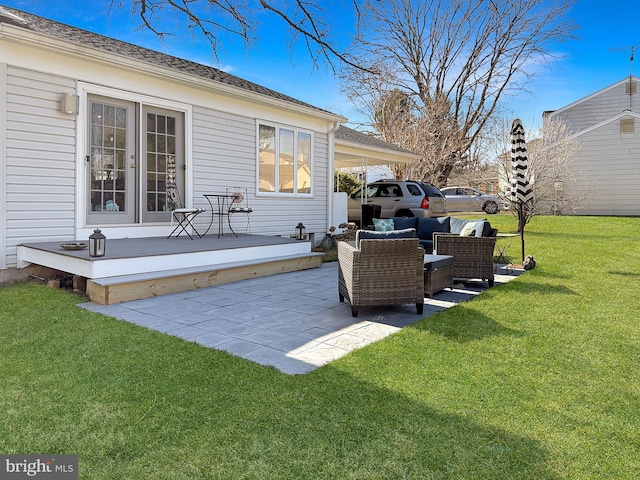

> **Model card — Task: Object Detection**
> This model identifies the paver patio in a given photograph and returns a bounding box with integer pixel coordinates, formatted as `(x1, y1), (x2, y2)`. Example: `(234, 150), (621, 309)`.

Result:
(80, 262), (521, 374)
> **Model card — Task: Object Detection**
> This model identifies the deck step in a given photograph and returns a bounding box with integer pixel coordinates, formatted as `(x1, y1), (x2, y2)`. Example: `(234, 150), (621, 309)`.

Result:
(86, 252), (324, 305)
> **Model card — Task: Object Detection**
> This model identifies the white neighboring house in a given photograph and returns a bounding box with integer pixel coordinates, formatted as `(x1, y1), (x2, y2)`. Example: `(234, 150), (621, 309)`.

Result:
(547, 76), (640, 216)
(0, 6), (416, 282)
(337, 164), (394, 183)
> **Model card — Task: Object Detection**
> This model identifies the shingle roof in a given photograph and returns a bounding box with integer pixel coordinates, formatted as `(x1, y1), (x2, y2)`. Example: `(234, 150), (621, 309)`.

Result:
(0, 5), (336, 116)
(335, 125), (417, 155)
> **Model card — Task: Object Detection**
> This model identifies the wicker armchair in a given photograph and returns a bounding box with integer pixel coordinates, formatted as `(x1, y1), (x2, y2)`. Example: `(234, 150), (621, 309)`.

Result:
(338, 238), (425, 317)
(433, 233), (497, 287)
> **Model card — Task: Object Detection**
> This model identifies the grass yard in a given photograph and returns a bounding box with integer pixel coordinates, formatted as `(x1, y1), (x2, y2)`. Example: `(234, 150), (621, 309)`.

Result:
(1, 215), (639, 479)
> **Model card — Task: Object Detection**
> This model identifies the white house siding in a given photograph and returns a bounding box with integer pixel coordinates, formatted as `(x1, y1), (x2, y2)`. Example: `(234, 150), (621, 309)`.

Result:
(0, 60), (336, 270)
(552, 78), (638, 133)
(4, 66), (77, 267)
(191, 106), (256, 225)
(547, 76), (640, 216)
(0, 18), (340, 273)
(564, 119), (640, 215)
(190, 106), (329, 239)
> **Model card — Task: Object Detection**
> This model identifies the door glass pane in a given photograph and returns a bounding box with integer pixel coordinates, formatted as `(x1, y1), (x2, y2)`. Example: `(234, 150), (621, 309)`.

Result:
(89, 101), (127, 213)
(146, 112), (178, 212)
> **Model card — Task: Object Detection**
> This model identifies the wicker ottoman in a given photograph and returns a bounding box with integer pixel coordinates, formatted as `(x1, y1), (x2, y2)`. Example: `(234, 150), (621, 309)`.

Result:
(424, 254), (454, 297)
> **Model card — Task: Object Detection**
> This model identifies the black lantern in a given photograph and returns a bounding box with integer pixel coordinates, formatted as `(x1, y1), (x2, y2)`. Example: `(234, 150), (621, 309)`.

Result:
(295, 222), (306, 240)
(89, 228), (106, 257)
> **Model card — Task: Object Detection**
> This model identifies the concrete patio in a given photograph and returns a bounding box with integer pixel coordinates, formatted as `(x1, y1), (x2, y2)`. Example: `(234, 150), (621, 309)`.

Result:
(79, 262), (522, 375)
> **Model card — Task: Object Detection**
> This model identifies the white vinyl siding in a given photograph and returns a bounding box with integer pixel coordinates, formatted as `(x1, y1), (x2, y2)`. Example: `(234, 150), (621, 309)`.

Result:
(4, 66), (76, 267)
(553, 79), (638, 133)
(1, 59), (335, 270)
(549, 77), (640, 216)
(191, 106), (329, 237)
(565, 119), (640, 215)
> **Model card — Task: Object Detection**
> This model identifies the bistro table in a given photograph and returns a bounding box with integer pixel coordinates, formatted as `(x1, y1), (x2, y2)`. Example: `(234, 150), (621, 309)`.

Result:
(202, 194), (235, 237)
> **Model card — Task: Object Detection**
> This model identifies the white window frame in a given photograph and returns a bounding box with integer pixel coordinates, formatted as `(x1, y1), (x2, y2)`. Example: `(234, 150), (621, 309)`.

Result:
(256, 120), (314, 197)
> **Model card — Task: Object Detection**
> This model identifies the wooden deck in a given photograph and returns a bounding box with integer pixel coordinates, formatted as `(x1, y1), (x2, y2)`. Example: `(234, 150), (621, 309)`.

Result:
(17, 234), (323, 305)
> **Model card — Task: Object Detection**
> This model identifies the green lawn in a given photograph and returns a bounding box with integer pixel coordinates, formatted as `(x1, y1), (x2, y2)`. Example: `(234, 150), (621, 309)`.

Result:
(1, 215), (639, 479)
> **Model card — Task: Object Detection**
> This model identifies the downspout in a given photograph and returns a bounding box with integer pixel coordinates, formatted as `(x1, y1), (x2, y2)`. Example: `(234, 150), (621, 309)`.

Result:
(0, 62), (7, 270)
(359, 155), (368, 226)
(326, 121), (341, 241)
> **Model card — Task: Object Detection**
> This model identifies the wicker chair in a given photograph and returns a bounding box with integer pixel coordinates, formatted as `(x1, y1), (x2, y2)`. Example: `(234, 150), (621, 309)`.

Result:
(433, 233), (497, 287)
(338, 238), (425, 317)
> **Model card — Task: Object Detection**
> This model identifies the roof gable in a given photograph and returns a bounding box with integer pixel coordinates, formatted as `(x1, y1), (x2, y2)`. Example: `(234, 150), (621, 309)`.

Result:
(550, 76), (640, 117)
(569, 110), (640, 138)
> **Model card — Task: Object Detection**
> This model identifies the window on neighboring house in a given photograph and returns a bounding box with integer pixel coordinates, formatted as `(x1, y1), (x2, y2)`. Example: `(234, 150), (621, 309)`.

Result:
(258, 123), (313, 195)
(620, 118), (634, 134)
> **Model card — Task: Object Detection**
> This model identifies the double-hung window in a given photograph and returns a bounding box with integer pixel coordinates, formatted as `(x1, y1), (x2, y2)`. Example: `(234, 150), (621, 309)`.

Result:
(258, 123), (312, 195)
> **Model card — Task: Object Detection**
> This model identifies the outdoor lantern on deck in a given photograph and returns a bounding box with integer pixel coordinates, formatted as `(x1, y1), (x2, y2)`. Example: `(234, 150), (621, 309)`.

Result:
(295, 222), (306, 240)
(89, 228), (106, 257)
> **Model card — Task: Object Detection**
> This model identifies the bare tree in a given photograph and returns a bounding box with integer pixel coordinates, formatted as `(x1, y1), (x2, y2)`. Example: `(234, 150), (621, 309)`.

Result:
(341, 64), (462, 183)
(109, 0), (362, 71)
(341, 0), (576, 186)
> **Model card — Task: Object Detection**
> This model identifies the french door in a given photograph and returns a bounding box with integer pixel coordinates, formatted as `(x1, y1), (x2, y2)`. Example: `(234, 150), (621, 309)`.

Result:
(86, 96), (185, 226)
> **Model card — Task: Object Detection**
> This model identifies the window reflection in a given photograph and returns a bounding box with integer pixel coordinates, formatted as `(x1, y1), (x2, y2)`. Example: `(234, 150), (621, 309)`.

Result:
(146, 112), (178, 212)
(90, 101), (127, 212)
(258, 123), (312, 195)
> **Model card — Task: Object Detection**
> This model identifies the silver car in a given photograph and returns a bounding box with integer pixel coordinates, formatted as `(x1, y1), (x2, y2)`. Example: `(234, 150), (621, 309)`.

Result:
(348, 180), (447, 224)
(440, 187), (504, 214)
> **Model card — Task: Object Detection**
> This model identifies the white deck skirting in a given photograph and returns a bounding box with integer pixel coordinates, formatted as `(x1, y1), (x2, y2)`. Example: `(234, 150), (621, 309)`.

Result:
(17, 234), (313, 279)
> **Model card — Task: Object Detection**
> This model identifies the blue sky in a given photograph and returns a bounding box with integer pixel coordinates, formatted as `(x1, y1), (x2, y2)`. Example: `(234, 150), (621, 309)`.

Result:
(3, 0), (639, 132)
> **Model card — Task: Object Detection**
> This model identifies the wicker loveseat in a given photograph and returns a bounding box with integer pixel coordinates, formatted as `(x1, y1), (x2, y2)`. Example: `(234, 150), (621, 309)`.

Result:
(338, 236), (424, 318)
(389, 216), (496, 253)
(386, 216), (498, 287)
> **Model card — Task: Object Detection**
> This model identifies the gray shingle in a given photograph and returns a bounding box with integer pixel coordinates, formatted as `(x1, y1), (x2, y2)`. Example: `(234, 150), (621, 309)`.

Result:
(335, 125), (416, 155)
(0, 5), (335, 115)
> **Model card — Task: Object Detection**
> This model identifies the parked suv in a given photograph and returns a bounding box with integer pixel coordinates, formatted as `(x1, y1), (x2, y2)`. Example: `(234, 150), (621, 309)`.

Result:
(347, 180), (447, 224)
(440, 187), (505, 214)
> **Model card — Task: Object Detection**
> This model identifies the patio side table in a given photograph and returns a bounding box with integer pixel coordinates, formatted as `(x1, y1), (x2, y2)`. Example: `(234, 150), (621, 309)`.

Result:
(424, 254), (454, 297)
(494, 233), (519, 273)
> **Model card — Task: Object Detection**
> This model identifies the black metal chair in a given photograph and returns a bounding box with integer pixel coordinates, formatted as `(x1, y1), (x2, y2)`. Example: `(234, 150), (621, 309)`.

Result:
(226, 187), (253, 235)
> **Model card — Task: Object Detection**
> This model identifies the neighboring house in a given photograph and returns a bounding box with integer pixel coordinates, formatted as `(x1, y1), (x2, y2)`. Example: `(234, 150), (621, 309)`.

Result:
(546, 76), (640, 216)
(0, 6), (414, 282)
(337, 164), (394, 184)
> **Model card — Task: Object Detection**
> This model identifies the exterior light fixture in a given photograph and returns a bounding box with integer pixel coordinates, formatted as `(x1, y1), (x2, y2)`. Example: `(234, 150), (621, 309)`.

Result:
(60, 93), (78, 115)
(89, 228), (106, 257)
(295, 222), (306, 240)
